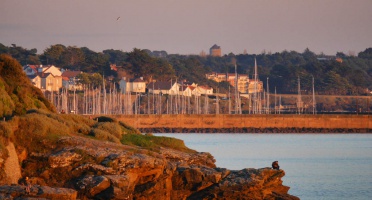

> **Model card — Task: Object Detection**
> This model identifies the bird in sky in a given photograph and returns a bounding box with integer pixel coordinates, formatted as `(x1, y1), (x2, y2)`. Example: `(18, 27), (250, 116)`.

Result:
(116, 17), (121, 21)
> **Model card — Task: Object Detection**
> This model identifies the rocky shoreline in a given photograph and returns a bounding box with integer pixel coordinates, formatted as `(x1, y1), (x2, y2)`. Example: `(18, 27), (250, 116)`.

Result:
(1, 136), (299, 200)
(140, 127), (372, 133)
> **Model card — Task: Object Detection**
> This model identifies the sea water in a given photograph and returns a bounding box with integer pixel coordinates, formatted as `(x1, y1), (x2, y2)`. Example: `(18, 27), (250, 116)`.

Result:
(154, 133), (372, 200)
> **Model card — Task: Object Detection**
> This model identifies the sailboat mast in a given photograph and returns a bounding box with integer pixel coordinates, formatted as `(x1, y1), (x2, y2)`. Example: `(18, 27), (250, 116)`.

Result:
(297, 76), (302, 114)
(312, 75), (316, 115)
(253, 58), (258, 114)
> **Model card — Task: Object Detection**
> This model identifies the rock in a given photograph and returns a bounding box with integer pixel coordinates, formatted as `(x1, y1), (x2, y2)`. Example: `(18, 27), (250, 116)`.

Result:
(188, 168), (300, 200)
(73, 163), (116, 176)
(0, 185), (77, 200)
(0, 136), (299, 200)
(75, 175), (110, 198)
(104, 175), (138, 199)
(48, 150), (82, 168)
(3, 143), (22, 185)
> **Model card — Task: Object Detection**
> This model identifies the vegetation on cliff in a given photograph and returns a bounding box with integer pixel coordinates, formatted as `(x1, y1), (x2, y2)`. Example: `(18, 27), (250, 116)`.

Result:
(0, 54), (55, 118)
(0, 55), (193, 184)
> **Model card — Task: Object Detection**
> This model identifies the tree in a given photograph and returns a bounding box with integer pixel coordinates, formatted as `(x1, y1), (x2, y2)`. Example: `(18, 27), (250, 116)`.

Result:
(60, 46), (85, 69)
(42, 44), (66, 65)
(358, 48), (372, 59)
(125, 48), (175, 82)
(302, 48), (317, 62)
(81, 47), (110, 74)
(0, 43), (8, 54)
(76, 72), (103, 88)
(103, 49), (127, 66)
(6, 44), (39, 66)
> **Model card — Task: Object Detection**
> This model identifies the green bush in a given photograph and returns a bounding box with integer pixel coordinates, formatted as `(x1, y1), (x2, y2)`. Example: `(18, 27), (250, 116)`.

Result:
(15, 113), (69, 153)
(121, 134), (195, 153)
(119, 121), (141, 134)
(89, 129), (120, 143)
(94, 122), (122, 139)
(0, 121), (13, 139)
(0, 54), (55, 117)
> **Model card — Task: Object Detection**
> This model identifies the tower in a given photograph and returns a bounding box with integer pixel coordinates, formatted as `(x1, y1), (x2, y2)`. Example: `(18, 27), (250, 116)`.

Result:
(210, 44), (221, 57)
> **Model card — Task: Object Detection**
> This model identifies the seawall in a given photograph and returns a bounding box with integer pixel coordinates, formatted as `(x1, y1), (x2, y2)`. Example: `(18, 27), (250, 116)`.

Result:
(94, 114), (372, 133)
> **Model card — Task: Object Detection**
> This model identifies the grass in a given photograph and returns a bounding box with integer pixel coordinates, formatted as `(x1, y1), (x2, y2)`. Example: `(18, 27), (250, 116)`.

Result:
(121, 133), (196, 153)
(1, 109), (195, 156)
(90, 128), (121, 143)
(94, 122), (122, 139)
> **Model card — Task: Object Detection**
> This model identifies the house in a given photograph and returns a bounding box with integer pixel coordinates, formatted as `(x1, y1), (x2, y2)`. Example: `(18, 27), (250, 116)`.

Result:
(206, 72), (251, 94)
(39, 73), (63, 92)
(43, 65), (62, 76)
(237, 74), (249, 93)
(61, 71), (83, 90)
(179, 85), (193, 97)
(147, 81), (180, 95)
(205, 72), (227, 82)
(129, 77), (146, 93)
(28, 74), (41, 89)
(226, 73), (237, 86)
(190, 86), (201, 96)
(210, 44), (222, 57)
(24, 65), (38, 76)
(23, 65), (62, 76)
(24, 64), (63, 91)
(119, 77), (128, 93)
(197, 85), (213, 95)
(248, 80), (263, 94)
(27, 72), (62, 92)
(216, 73), (227, 82)
(119, 77), (146, 93)
(110, 64), (118, 71)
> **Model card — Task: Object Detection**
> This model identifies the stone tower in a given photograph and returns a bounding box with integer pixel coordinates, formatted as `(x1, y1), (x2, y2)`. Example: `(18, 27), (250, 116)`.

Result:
(210, 44), (221, 57)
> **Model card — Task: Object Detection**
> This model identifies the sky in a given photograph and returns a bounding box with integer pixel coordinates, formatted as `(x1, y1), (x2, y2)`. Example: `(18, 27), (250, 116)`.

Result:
(1, 0), (372, 55)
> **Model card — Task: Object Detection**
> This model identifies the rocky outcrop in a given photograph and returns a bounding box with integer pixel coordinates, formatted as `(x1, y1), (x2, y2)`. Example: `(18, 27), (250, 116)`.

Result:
(0, 185), (77, 200)
(0, 136), (298, 200)
(188, 168), (300, 200)
(3, 142), (22, 184)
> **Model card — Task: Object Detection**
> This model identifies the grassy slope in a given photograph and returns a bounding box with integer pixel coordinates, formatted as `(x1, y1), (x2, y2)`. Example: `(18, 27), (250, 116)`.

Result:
(0, 54), (55, 118)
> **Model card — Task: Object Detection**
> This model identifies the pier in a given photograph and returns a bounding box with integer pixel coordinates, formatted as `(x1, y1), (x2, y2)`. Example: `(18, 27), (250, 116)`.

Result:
(89, 114), (372, 133)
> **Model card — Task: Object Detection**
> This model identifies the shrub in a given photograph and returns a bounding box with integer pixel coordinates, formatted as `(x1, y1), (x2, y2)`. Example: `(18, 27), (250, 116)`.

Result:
(89, 129), (120, 143)
(94, 122), (122, 139)
(121, 134), (196, 153)
(94, 116), (116, 123)
(0, 121), (13, 139)
(15, 113), (69, 153)
(119, 121), (141, 134)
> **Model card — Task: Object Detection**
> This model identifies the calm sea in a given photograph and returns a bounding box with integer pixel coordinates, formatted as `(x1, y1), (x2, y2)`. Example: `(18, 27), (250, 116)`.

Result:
(154, 133), (372, 200)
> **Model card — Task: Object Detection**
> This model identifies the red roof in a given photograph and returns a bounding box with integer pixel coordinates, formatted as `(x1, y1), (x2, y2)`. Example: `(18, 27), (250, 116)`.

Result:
(199, 85), (212, 89)
(62, 71), (82, 78)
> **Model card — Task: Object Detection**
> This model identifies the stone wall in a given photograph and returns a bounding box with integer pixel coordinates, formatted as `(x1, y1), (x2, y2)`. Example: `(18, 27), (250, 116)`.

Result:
(103, 114), (372, 130)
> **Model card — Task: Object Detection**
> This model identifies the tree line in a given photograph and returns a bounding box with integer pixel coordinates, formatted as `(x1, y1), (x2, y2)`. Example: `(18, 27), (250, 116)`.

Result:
(1, 43), (372, 95)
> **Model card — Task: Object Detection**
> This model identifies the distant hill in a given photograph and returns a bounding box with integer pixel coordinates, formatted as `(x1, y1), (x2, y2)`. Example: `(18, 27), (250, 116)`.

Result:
(0, 54), (55, 118)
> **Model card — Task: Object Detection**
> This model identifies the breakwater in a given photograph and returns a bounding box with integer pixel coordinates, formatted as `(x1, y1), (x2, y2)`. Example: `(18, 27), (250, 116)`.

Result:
(95, 114), (372, 133)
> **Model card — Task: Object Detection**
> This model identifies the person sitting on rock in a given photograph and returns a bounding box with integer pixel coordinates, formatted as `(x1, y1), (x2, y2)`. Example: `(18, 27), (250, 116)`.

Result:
(24, 177), (31, 194)
(272, 161), (280, 170)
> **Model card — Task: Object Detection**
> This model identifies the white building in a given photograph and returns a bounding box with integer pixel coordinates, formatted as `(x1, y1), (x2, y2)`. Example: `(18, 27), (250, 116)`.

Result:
(119, 77), (146, 93)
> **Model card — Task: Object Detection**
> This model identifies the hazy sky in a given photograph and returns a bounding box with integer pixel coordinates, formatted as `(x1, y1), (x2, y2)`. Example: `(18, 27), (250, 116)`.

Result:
(1, 0), (372, 55)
